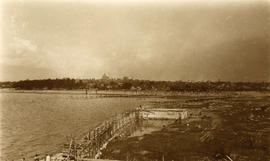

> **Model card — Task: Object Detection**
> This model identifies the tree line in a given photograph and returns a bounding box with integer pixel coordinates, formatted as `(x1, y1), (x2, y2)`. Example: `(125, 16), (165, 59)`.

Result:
(1, 77), (269, 92)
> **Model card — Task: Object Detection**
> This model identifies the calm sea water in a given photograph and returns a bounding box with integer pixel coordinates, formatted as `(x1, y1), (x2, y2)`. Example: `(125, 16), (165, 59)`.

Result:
(0, 91), (158, 161)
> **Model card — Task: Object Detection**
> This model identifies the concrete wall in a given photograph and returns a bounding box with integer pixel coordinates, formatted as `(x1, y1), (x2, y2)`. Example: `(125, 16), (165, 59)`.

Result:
(141, 109), (188, 120)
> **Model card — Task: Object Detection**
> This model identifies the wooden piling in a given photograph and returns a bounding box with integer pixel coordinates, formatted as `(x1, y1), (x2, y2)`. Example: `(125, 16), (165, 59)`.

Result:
(62, 109), (140, 160)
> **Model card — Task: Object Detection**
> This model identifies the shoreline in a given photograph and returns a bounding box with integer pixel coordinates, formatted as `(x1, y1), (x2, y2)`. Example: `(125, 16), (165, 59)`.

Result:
(1, 88), (269, 97)
(3, 91), (270, 161)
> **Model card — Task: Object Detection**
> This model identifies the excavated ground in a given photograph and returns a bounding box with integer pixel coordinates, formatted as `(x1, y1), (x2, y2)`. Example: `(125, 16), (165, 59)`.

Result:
(100, 92), (270, 161)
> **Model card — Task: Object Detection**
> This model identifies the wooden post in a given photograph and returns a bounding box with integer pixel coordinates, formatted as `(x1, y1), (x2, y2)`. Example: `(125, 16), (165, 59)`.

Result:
(89, 141), (92, 158)
(88, 130), (91, 140)
(74, 142), (77, 159)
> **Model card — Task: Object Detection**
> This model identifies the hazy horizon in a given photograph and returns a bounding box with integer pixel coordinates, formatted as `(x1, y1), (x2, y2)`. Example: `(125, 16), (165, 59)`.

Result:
(1, 0), (269, 82)
(2, 74), (270, 83)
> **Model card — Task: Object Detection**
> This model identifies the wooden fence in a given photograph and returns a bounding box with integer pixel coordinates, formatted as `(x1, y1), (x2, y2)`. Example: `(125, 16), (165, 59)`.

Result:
(62, 109), (140, 159)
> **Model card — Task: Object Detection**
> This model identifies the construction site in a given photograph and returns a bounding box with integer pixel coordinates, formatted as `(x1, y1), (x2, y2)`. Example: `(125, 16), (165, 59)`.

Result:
(43, 107), (189, 161)
(100, 93), (270, 161)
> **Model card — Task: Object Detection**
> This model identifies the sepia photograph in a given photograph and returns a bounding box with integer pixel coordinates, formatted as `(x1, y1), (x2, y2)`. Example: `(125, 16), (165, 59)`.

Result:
(0, 0), (270, 161)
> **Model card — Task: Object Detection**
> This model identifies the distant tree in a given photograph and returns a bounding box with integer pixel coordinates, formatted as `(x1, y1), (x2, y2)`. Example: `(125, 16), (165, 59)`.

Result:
(122, 82), (132, 90)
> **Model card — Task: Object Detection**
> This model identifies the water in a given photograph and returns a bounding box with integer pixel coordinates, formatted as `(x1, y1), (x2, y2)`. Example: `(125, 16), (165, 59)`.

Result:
(0, 91), (158, 161)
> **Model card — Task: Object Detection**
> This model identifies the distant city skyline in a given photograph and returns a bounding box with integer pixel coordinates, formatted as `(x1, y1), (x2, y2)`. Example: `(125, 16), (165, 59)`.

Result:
(1, 0), (269, 82)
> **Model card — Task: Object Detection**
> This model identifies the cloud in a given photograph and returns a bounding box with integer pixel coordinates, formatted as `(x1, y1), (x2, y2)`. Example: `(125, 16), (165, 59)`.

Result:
(1, 36), (40, 69)
(1, 1), (269, 81)
(9, 36), (37, 54)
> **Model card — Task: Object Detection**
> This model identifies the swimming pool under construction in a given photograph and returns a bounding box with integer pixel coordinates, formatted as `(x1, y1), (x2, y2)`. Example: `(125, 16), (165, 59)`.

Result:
(44, 107), (189, 161)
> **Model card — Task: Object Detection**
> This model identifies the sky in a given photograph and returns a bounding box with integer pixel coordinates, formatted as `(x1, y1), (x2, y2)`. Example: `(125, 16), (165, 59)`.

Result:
(1, 0), (269, 82)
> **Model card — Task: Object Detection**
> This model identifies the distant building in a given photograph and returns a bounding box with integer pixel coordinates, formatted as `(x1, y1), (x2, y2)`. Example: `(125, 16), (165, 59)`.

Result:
(123, 76), (129, 81)
(101, 73), (110, 81)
